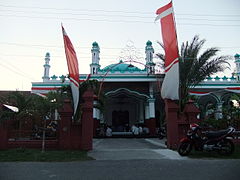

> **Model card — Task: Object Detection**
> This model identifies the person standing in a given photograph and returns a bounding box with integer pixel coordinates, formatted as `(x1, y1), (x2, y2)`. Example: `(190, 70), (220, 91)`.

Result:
(106, 126), (112, 137)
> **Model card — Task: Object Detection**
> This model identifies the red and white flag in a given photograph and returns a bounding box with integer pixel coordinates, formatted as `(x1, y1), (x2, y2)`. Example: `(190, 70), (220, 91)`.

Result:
(62, 25), (80, 115)
(155, 1), (179, 100)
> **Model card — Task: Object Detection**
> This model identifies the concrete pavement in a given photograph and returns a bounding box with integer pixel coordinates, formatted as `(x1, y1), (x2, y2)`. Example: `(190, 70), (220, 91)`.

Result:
(88, 138), (188, 160)
(1, 159), (240, 180)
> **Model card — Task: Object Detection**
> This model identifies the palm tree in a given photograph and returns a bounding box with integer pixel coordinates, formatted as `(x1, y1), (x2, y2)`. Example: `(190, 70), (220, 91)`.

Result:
(156, 35), (230, 111)
(7, 91), (34, 138)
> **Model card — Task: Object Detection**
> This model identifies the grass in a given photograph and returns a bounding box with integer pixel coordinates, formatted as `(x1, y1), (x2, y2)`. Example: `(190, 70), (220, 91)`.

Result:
(0, 148), (94, 162)
(189, 144), (240, 159)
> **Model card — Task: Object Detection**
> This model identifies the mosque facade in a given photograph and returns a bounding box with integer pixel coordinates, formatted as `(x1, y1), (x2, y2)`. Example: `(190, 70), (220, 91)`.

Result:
(31, 41), (240, 133)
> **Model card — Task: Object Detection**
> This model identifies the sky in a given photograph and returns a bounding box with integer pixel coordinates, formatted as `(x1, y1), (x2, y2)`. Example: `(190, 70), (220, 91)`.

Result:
(0, 0), (239, 91)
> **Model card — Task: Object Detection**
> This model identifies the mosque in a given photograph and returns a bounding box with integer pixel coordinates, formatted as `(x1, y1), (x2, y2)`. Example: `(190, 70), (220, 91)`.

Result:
(31, 41), (240, 133)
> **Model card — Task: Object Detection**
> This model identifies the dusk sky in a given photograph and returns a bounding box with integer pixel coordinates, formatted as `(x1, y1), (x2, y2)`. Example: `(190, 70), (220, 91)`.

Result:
(0, 0), (239, 91)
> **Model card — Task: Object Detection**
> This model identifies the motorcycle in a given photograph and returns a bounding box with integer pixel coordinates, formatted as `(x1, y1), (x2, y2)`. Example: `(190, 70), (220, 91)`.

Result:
(178, 123), (235, 156)
(158, 126), (167, 139)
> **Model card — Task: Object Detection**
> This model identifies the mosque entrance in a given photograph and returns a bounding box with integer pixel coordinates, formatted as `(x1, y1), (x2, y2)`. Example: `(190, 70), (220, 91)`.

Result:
(104, 88), (149, 132)
(112, 110), (129, 132)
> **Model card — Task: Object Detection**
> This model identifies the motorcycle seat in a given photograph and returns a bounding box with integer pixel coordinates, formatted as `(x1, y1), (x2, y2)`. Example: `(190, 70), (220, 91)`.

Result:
(205, 129), (230, 138)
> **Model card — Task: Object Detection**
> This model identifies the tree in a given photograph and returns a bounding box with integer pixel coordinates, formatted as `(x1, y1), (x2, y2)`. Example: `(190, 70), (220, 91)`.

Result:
(5, 91), (34, 138)
(157, 35), (230, 111)
(77, 80), (105, 121)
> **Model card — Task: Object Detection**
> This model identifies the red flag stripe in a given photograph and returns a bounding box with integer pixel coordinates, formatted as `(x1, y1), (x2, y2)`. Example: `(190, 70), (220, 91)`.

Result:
(62, 26), (79, 83)
(62, 25), (80, 115)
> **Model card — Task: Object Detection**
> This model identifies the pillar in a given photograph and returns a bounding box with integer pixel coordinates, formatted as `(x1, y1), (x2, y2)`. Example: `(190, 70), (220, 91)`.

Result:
(165, 99), (179, 150)
(81, 89), (94, 150)
(215, 102), (223, 120)
(0, 122), (8, 149)
(145, 98), (156, 135)
(58, 99), (73, 149)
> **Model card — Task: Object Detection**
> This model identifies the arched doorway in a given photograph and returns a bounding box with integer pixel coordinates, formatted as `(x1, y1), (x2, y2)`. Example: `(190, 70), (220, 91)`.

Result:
(104, 88), (149, 132)
(112, 110), (129, 132)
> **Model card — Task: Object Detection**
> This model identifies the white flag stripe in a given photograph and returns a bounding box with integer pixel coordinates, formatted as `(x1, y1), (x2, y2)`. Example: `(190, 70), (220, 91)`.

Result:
(155, 7), (173, 21)
(70, 83), (79, 114)
(161, 63), (179, 100)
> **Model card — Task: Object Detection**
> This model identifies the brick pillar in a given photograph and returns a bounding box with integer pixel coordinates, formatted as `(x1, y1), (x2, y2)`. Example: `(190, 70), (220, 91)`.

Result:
(58, 99), (73, 149)
(184, 101), (201, 124)
(81, 89), (94, 150)
(0, 122), (8, 149)
(145, 118), (156, 136)
(165, 99), (179, 150)
(179, 102), (200, 140)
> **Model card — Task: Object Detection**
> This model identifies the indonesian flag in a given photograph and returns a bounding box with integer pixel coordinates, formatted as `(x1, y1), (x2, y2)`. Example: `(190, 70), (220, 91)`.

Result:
(155, 1), (179, 100)
(225, 87), (240, 94)
(62, 25), (80, 115)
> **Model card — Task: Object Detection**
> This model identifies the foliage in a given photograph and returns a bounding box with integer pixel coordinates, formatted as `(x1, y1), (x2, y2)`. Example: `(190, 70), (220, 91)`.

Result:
(156, 35), (230, 111)
(222, 94), (240, 129)
(79, 79), (105, 112)
(31, 87), (70, 125)
(64, 80), (105, 122)
(200, 118), (229, 130)
(7, 92), (34, 130)
(0, 80), (105, 127)
(0, 90), (67, 131)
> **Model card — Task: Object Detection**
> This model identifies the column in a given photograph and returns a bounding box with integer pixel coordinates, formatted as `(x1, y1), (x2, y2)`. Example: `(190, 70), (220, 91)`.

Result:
(145, 98), (156, 135)
(139, 101), (144, 123)
(215, 102), (223, 120)
(145, 103), (149, 119)
(148, 98), (155, 118)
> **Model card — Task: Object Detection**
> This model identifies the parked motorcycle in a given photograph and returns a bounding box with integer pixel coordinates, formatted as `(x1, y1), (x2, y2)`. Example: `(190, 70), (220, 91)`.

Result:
(178, 123), (235, 156)
(158, 126), (167, 139)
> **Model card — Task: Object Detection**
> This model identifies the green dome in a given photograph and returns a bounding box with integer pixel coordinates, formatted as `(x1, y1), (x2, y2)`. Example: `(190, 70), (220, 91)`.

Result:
(146, 40), (152, 46)
(92, 41), (99, 47)
(101, 60), (143, 73)
(234, 53), (239, 58)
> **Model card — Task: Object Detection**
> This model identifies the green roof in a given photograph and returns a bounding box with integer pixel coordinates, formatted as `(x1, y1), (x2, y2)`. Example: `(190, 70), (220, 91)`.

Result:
(100, 60), (145, 73)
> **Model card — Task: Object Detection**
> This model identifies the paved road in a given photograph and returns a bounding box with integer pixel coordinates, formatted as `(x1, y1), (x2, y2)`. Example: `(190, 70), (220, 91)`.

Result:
(1, 159), (240, 180)
(0, 138), (240, 180)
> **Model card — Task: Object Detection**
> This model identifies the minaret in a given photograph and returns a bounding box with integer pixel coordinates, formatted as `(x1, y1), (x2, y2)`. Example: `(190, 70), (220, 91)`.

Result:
(234, 53), (240, 81)
(145, 40), (155, 74)
(90, 42), (100, 74)
(42, 52), (50, 82)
